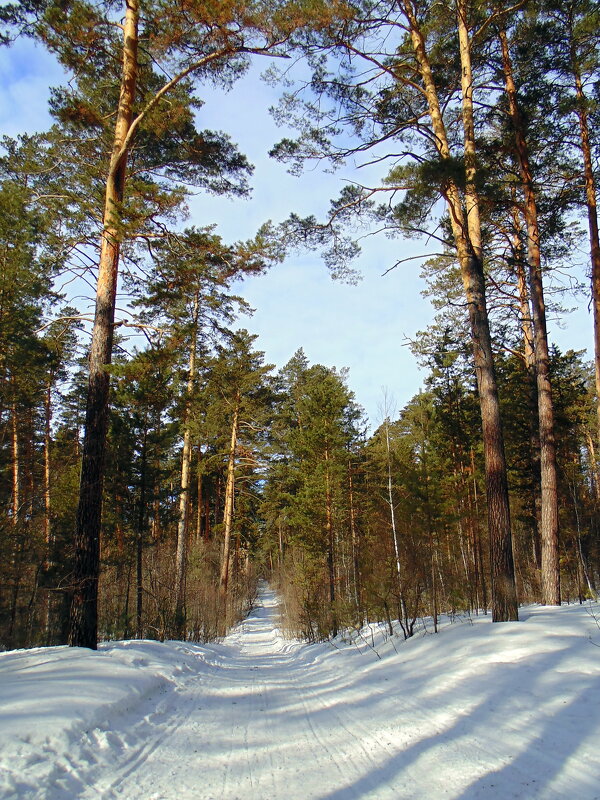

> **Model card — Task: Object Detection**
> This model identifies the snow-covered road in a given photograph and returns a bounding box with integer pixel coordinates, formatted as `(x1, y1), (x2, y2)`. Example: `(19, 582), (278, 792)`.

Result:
(2, 587), (600, 799)
(79, 589), (427, 800)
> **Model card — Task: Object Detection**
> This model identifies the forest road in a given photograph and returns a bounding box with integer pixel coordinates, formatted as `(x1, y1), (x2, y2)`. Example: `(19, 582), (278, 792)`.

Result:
(74, 586), (425, 800)
(66, 586), (597, 800)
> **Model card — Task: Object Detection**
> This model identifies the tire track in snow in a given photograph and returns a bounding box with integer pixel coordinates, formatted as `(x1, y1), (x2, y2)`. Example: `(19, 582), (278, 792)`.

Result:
(79, 669), (217, 799)
(286, 648), (412, 800)
(40, 587), (600, 800)
(93, 590), (300, 800)
(292, 665), (362, 792)
(6, 591), (600, 800)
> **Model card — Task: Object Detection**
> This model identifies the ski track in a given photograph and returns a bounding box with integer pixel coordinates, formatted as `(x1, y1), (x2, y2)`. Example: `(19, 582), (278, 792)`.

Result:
(62, 591), (420, 800)
(4, 587), (600, 800)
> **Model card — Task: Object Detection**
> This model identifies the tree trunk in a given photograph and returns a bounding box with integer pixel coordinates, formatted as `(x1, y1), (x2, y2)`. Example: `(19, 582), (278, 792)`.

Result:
(69, 0), (139, 649)
(347, 459), (361, 620)
(384, 417), (409, 628)
(8, 399), (21, 642)
(511, 203), (543, 568)
(136, 424), (148, 639)
(324, 448), (337, 636)
(43, 382), (52, 551)
(24, 408), (35, 521)
(499, 28), (560, 606)
(175, 291), (199, 634)
(570, 46), (600, 449)
(457, 0), (482, 258)
(384, 419), (402, 587)
(219, 393), (240, 597)
(11, 398), (19, 526)
(570, 475), (594, 596)
(457, 2), (518, 622)
(196, 447), (203, 544)
(136, 535), (143, 639)
(585, 431), (600, 505)
(123, 558), (132, 639)
(403, 0), (517, 620)
(204, 491), (211, 543)
(278, 518), (284, 568)
(43, 380), (53, 639)
(424, 462), (438, 632)
(510, 201), (536, 367)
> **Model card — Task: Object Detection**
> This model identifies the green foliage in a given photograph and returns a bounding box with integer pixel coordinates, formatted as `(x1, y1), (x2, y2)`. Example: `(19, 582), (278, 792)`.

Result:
(263, 351), (364, 636)
(3, 0), (600, 648)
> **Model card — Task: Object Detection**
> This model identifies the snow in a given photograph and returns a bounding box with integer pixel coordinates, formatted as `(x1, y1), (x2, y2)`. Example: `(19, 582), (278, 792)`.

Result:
(1, 589), (600, 800)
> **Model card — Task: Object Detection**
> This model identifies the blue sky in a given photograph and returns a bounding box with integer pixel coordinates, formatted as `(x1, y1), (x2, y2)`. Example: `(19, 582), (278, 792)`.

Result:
(0, 36), (593, 426)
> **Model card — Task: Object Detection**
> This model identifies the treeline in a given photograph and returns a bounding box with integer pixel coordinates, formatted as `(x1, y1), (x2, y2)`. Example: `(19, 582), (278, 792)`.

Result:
(1, 220), (276, 645)
(266, 344), (598, 640)
(2, 305), (597, 647)
(1, 0), (600, 648)
(271, 0), (600, 621)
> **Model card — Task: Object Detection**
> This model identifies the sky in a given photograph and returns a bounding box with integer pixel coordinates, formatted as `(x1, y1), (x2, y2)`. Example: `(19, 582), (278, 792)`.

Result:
(0, 35), (594, 426)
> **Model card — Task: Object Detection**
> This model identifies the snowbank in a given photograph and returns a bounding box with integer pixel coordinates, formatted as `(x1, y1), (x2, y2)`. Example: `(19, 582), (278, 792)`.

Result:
(0, 640), (206, 798)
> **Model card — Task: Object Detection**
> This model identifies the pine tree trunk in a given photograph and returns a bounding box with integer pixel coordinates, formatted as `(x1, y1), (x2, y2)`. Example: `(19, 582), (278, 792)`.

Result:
(196, 448), (203, 544)
(175, 292), (199, 634)
(11, 398), (19, 526)
(403, 0), (517, 620)
(25, 409), (35, 520)
(233, 533), (240, 584)
(220, 393), (240, 598)
(324, 448), (337, 636)
(8, 399), (21, 642)
(571, 52), (600, 448)
(347, 459), (361, 620)
(136, 425), (148, 639)
(136, 535), (143, 639)
(424, 461), (438, 631)
(500, 28), (560, 606)
(512, 204), (543, 568)
(458, 3), (518, 622)
(69, 0), (139, 649)
(43, 380), (53, 639)
(585, 431), (600, 505)
(457, 0), (482, 256)
(204, 491), (211, 543)
(278, 518), (284, 568)
(43, 382), (52, 552)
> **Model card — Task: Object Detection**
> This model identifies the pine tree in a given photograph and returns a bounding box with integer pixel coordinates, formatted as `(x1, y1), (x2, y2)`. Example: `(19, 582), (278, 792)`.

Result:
(543, 0), (600, 448)
(0, 178), (62, 646)
(271, 0), (518, 620)
(201, 330), (274, 631)
(265, 352), (363, 638)
(496, 12), (561, 605)
(2, 0), (328, 647)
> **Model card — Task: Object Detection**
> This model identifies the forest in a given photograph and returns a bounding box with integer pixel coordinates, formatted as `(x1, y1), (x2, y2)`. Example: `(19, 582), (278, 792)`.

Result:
(1, 0), (600, 652)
